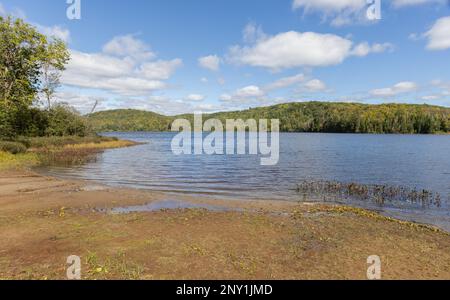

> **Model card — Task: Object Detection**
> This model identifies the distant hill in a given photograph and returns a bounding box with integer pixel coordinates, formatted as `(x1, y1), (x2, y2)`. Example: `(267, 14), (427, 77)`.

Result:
(88, 109), (172, 132)
(87, 102), (450, 134)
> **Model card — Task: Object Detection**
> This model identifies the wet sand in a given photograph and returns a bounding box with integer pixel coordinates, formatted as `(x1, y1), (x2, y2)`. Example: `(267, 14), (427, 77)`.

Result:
(0, 170), (449, 279)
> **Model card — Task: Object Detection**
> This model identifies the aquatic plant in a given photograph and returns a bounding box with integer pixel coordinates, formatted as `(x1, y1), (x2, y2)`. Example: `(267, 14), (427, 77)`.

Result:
(296, 180), (447, 209)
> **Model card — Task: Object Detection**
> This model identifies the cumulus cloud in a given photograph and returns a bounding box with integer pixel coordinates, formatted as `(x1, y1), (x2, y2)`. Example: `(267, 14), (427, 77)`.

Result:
(264, 73), (306, 91)
(228, 28), (391, 70)
(185, 94), (206, 102)
(138, 59), (183, 80)
(54, 92), (107, 114)
(351, 42), (394, 56)
(198, 55), (221, 71)
(235, 85), (265, 98)
(369, 81), (418, 97)
(424, 16), (450, 51)
(35, 24), (71, 42)
(303, 79), (327, 92)
(103, 34), (155, 60)
(61, 36), (182, 97)
(219, 85), (266, 106)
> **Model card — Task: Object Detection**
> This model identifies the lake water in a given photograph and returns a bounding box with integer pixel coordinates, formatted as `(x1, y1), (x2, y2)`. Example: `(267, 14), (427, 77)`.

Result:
(37, 132), (450, 231)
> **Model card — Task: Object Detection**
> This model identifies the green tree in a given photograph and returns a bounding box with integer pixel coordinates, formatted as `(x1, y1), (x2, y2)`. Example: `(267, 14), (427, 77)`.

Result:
(0, 16), (69, 138)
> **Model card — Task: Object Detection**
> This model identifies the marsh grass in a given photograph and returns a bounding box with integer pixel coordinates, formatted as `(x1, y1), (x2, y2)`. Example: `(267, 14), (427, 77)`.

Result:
(296, 180), (447, 209)
(0, 151), (39, 170)
(0, 136), (138, 169)
(34, 140), (138, 166)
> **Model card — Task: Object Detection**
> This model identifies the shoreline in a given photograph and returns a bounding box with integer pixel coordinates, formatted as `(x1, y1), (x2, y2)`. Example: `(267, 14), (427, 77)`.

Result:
(1, 169), (449, 279)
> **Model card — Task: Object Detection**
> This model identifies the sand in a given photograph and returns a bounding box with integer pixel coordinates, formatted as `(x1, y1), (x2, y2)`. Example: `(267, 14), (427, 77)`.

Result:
(0, 170), (449, 279)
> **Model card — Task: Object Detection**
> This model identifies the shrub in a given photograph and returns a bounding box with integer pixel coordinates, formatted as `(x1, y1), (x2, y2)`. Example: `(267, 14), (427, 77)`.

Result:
(45, 104), (92, 137)
(0, 141), (28, 154)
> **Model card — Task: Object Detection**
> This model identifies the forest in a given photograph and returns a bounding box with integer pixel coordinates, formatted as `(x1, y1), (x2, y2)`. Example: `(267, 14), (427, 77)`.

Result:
(88, 102), (450, 134)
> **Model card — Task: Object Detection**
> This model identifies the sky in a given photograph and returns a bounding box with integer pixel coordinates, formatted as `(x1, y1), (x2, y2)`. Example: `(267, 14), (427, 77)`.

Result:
(1, 0), (450, 115)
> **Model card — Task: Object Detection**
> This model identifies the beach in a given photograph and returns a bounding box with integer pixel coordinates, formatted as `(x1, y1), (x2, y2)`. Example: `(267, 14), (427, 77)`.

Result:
(0, 170), (449, 280)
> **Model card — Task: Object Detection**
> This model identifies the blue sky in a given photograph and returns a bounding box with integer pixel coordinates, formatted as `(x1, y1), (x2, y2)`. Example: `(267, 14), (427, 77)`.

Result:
(1, 0), (450, 114)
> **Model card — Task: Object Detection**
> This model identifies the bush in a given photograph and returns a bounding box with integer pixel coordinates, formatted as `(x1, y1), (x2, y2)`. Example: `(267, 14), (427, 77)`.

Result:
(45, 104), (92, 137)
(0, 141), (28, 154)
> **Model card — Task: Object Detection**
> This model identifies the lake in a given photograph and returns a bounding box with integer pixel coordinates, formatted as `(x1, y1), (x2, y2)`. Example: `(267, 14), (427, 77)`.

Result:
(37, 132), (450, 231)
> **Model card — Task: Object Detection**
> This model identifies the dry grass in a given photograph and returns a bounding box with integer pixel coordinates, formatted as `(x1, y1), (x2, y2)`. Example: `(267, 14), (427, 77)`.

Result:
(0, 151), (39, 170)
(0, 138), (139, 169)
(63, 140), (137, 150)
(33, 140), (138, 166)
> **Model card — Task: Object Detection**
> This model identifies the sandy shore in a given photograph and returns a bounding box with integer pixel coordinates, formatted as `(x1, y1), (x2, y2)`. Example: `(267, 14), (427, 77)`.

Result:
(0, 170), (449, 279)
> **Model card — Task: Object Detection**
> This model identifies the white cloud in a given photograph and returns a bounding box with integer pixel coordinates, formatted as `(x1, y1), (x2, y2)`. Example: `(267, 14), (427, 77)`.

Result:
(292, 0), (444, 26)
(303, 79), (327, 91)
(235, 85), (265, 98)
(219, 94), (233, 101)
(139, 59), (183, 80)
(185, 94), (205, 102)
(229, 30), (389, 70)
(0, 3), (71, 41)
(424, 16), (450, 51)
(243, 22), (267, 43)
(55, 92), (107, 114)
(219, 85), (266, 104)
(351, 42), (394, 56)
(200, 77), (208, 83)
(370, 81), (418, 97)
(103, 34), (155, 60)
(421, 95), (440, 100)
(264, 73), (306, 90)
(292, 0), (365, 13)
(62, 36), (182, 97)
(292, 0), (368, 26)
(198, 55), (221, 71)
(35, 24), (71, 42)
(392, 0), (446, 8)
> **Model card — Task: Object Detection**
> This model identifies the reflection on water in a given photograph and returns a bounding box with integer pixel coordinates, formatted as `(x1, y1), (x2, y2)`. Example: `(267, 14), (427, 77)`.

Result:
(97, 200), (240, 214)
(37, 132), (450, 231)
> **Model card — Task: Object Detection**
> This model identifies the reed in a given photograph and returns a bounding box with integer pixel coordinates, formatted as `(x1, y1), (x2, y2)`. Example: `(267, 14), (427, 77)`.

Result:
(296, 180), (447, 209)
(33, 140), (138, 166)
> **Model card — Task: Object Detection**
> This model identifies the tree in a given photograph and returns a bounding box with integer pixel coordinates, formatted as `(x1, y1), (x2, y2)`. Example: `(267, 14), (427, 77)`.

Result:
(40, 39), (70, 110)
(0, 16), (69, 137)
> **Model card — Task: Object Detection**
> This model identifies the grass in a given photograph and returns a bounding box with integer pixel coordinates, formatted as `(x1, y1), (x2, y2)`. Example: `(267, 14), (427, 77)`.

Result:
(0, 136), (138, 169)
(0, 151), (39, 170)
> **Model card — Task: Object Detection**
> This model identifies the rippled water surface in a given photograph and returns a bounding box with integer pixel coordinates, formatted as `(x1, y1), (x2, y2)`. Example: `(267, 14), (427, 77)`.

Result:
(37, 132), (450, 230)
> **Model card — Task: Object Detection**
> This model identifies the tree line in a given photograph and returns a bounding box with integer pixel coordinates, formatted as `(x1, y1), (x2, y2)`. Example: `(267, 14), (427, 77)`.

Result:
(89, 102), (450, 134)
